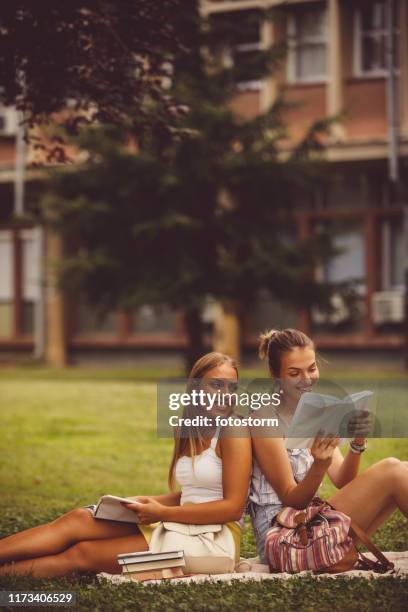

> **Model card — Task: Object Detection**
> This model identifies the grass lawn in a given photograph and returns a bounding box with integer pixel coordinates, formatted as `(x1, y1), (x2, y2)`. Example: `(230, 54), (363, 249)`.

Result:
(0, 368), (407, 611)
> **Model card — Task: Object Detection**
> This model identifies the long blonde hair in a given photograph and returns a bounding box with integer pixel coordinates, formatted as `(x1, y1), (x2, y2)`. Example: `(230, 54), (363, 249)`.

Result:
(168, 352), (238, 490)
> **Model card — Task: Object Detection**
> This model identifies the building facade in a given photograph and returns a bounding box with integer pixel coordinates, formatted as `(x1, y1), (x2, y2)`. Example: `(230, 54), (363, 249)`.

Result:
(0, 0), (407, 363)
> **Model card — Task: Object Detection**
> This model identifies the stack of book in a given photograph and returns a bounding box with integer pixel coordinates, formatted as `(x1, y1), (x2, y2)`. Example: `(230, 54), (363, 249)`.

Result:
(117, 550), (186, 582)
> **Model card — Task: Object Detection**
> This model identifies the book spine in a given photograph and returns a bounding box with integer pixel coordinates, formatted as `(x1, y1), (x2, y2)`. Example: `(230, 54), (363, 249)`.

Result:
(161, 567), (184, 579)
(119, 555), (185, 564)
(121, 560), (185, 572)
(125, 570), (164, 582)
(124, 567), (185, 582)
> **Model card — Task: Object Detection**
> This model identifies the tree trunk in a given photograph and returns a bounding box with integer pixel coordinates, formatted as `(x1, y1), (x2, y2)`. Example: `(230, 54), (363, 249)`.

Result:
(182, 305), (206, 374)
(45, 228), (67, 367)
(213, 300), (241, 362)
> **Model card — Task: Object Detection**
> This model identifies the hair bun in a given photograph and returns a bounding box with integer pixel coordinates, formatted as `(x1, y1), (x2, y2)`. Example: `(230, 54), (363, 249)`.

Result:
(258, 329), (279, 360)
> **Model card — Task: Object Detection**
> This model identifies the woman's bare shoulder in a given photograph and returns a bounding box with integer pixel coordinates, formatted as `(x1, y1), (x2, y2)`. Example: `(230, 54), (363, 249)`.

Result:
(220, 419), (251, 440)
(249, 404), (285, 439)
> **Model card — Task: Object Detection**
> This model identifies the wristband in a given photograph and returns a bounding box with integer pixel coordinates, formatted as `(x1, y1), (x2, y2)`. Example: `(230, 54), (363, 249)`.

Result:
(349, 440), (367, 454)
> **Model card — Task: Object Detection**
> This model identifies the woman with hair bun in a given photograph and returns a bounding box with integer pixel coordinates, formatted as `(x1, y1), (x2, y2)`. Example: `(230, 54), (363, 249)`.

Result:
(248, 328), (408, 564)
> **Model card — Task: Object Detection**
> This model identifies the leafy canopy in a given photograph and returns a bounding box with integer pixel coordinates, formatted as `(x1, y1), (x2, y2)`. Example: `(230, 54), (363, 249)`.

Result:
(37, 7), (336, 320)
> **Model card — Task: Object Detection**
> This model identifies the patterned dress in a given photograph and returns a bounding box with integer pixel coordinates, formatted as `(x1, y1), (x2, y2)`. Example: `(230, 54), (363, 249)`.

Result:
(248, 410), (314, 563)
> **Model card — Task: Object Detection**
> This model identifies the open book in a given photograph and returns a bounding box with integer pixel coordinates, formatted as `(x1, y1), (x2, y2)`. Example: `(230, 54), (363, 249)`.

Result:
(93, 495), (141, 523)
(285, 390), (373, 449)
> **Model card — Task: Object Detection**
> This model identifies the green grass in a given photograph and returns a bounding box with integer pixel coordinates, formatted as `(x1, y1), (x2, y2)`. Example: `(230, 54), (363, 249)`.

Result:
(1, 574), (407, 612)
(0, 369), (407, 611)
(0, 365), (407, 381)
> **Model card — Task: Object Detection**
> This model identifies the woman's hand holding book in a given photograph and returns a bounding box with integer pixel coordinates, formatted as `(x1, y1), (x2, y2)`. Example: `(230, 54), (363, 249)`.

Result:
(310, 432), (339, 469)
(122, 497), (169, 523)
(347, 409), (372, 443)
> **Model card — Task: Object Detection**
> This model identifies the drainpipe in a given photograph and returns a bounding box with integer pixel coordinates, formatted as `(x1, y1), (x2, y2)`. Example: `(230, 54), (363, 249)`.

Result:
(385, 0), (406, 367)
(385, 0), (398, 185)
(14, 112), (25, 217)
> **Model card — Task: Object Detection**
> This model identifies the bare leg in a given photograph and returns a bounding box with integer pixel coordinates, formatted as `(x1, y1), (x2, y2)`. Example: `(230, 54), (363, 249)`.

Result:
(328, 458), (408, 533)
(0, 508), (140, 564)
(363, 461), (408, 536)
(0, 532), (149, 578)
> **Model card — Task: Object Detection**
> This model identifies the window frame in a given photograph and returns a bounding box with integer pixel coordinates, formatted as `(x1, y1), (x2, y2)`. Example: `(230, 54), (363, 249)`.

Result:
(216, 9), (264, 91)
(286, 5), (327, 85)
(353, 1), (399, 78)
(234, 40), (264, 91)
(0, 229), (14, 338)
(0, 106), (18, 136)
(0, 225), (36, 340)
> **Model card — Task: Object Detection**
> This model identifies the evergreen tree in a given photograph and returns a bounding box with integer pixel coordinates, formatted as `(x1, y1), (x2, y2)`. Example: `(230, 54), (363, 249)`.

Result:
(37, 6), (337, 370)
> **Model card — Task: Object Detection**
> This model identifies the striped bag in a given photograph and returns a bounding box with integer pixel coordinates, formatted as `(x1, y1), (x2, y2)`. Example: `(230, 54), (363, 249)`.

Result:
(264, 498), (394, 574)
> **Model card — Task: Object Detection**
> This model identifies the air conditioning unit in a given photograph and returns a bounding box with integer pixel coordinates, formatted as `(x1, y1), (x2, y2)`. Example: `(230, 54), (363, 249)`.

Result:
(372, 290), (404, 324)
(0, 107), (18, 136)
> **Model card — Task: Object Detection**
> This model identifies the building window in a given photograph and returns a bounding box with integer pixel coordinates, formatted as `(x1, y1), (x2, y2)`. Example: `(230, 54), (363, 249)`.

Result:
(132, 305), (177, 334)
(249, 293), (297, 336)
(390, 221), (403, 288)
(382, 219), (403, 289)
(0, 230), (13, 337)
(325, 171), (376, 210)
(287, 3), (327, 83)
(76, 301), (117, 335)
(21, 229), (40, 335)
(0, 185), (14, 223)
(210, 9), (263, 89)
(312, 222), (366, 333)
(354, 0), (399, 76)
(0, 106), (18, 136)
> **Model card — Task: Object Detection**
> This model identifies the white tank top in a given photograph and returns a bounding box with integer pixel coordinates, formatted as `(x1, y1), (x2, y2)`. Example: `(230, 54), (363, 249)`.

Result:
(175, 426), (223, 505)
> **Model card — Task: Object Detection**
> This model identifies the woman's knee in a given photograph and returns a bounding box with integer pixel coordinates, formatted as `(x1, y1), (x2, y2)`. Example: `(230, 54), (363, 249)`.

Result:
(373, 457), (405, 481)
(73, 508), (95, 521)
(379, 457), (402, 469)
(56, 507), (93, 526)
(50, 508), (93, 542)
(50, 507), (88, 521)
(61, 541), (96, 573)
